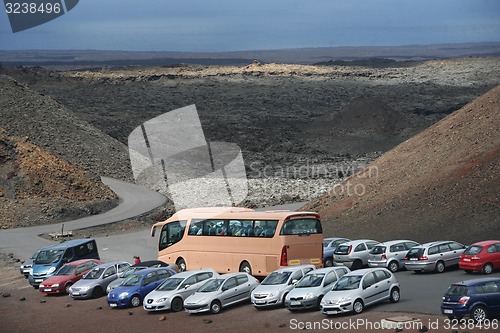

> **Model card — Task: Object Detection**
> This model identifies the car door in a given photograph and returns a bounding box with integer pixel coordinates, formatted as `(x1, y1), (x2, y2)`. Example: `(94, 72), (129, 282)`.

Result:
(73, 263), (87, 283)
(178, 274), (199, 299)
(478, 281), (500, 313)
(438, 243), (453, 267)
(141, 271), (162, 296)
(360, 272), (379, 306)
(220, 276), (240, 307)
(373, 269), (392, 302)
(101, 266), (117, 288)
(353, 243), (367, 264)
(489, 243), (500, 269)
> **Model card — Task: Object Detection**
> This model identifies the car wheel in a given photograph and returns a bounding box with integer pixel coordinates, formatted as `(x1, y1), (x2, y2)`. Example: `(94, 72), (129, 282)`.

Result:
(239, 261), (252, 275)
(352, 260), (363, 270)
(324, 258), (334, 267)
(435, 261), (445, 273)
(471, 305), (488, 323)
(388, 261), (399, 273)
(65, 283), (73, 294)
(389, 287), (400, 303)
(316, 295), (323, 310)
(92, 287), (103, 299)
(130, 295), (141, 307)
(281, 293), (288, 307)
(482, 263), (493, 275)
(171, 297), (183, 312)
(176, 258), (186, 272)
(353, 299), (364, 314)
(210, 300), (222, 314)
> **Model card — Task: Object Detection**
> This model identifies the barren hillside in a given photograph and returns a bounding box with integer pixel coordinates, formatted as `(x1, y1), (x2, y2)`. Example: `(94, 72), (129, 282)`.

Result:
(303, 86), (500, 245)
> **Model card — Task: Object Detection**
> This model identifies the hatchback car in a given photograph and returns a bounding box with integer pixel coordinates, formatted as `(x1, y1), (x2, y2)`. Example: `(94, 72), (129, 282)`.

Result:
(39, 259), (103, 295)
(320, 268), (400, 315)
(333, 240), (379, 270)
(184, 272), (260, 314)
(19, 250), (40, 278)
(69, 261), (130, 299)
(251, 265), (315, 308)
(285, 266), (350, 311)
(144, 269), (218, 312)
(323, 238), (350, 267)
(107, 267), (175, 308)
(459, 240), (500, 274)
(404, 241), (466, 273)
(368, 240), (420, 273)
(441, 277), (500, 322)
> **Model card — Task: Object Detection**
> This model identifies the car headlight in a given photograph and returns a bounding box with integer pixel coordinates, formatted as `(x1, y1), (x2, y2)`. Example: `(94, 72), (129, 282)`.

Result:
(304, 293), (316, 300)
(79, 286), (90, 292)
(39, 284), (45, 288)
(119, 292), (129, 299)
(336, 296), (351, 304)
(157, 297), (169, 303)
(48, 267), (56, 274)
(51, 284), (59, 288)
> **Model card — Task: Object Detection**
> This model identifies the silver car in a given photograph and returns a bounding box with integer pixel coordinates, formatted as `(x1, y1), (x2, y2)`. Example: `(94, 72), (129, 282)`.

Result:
(320, 268), (400, 315)
(143, 269), (218, 312)
(323, 238), (350, 267)
(403, 241), (466, 273)
(333, 239), (379, 270)
(368, 240), (420, 272)
(184, 272), (260, 314)
(69, 261), (130, 299)
(251, 265), (315, 308)
(285, 266), (350, 311)
(19, 250), (40, 278)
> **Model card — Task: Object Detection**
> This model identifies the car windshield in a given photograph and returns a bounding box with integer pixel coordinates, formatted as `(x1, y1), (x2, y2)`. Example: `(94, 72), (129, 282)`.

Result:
(198, 279), (224, 292)
(445, 284), (468, 296)
(296, 273), (324, 288)
(262, 271), (291, 285)
(83, 267), (104, 280)
(157, 278), (183, 291)
(34, 249), (64, 264)
(464, 245), (482, 255)
(370, 246), (386, 255)
(122, 274), (141, 286)
(333, 275), (362, 290)
(56, 265), (76, 276)
(335, 245), (350, 255)
(121, 267), (143, 278)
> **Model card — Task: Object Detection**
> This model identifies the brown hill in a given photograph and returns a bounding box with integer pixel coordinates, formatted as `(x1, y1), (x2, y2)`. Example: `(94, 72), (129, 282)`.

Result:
(0, 132), (116, 228)
(303, 86), (500, 245)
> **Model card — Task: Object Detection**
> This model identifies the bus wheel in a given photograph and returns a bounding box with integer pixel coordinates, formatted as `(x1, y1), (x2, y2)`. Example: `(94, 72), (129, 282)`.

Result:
(176, 258), (186, 272)
(239, 261), (252, 275)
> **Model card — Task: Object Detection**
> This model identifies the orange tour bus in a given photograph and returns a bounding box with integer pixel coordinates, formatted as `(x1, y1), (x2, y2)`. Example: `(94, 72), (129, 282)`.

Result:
(150, 207), (323, 276)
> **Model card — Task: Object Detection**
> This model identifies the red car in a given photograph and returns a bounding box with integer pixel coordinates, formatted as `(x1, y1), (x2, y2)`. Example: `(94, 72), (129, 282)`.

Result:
(39, 259), (103, 294)
(459, 240), (500, 274)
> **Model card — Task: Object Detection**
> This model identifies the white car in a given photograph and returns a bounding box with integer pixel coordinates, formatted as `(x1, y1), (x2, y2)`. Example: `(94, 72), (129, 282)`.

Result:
(184, 272), (260, 314)
(251, 265), (315, 308)
(320, 268), (400, 315)
(143, 269), (218, 312)
(285, 266), (350, 311)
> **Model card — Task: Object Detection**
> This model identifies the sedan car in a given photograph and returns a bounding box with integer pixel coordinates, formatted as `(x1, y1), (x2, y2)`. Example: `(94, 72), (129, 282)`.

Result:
(285, 266), (350, 311)
(441, 277), (500, 322)
(323, 238), (350, 267)
(320, 268), (400, 315)
(459, 240), (500, 274)
(69, 261), (130, 299)
(368, 240), (420, 273)
(107, 267), (175, 308)
(144, 269), (218, 312)
(333, 240), (379, 270)
(184, 272), (260, 314)
(404, 241), (466, 273)
(39, 259), (103, 295)
(251, 265), (315, 308)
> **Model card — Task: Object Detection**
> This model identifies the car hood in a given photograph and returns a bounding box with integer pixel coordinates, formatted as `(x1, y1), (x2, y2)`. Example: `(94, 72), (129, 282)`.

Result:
(185, 291), (218, 304)
(72, 278), (100, 288)
(41, 275), (73, 285)
(323, 289), (357, 302)
(107, 278), (124, 289)
(252, 284), (286, 295)
(145, 289), (176, 300)
(287, 286), (324, 298)
(108, 285), (139, 297)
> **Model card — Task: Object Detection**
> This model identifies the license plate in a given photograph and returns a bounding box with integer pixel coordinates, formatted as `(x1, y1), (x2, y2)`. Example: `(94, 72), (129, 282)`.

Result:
(444, 309), (453, 314)
(72, 292), (80, 296)
(463, 258), (471, 262)
(35, 279), (43, 282)
(109, 303), (117, 307)
(44, 289), (51, 292)
(255, 300), (265, 304)
(291, 301), (301, 306)
(145, 305), (153, 309)
(409, 258), (418, 261)
(187, 310), (198, 314)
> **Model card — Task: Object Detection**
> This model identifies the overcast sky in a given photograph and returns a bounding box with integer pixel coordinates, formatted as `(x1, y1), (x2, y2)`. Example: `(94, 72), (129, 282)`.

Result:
(1, 0), (499, 51)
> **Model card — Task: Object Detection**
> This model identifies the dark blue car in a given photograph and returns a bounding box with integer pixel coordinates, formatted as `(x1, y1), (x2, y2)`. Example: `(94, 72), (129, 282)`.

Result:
(107, 267), (176, 308)
(441, 277), (500, 322)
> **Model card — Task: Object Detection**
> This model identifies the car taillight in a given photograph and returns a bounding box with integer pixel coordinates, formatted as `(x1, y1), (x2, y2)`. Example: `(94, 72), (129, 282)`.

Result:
(381, 254), (387, 260)
(458, 296), (470, 305)
(419, 256), (428, 261)
(280, 246), (288, 266)
(404, 256), (408, 260)
(347, 245), (352, 255)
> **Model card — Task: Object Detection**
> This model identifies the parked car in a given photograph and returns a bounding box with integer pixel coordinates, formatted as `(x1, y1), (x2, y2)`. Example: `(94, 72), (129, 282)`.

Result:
(285, 266), (350, 311)
(144, 269), (218, 312)
(19, 249), (41, 278)
(323, 238), (350, 267)
(251, 265), (315, 308)
(459, 240), (500, 274)
(69, 261), (130, 299)
(107, 267), (175, 308)
(106, 260), (176, 294)
(403, 241), (466, 273)
(39, 259), (103, 295)
(441, 277), (500, 322)
(320, 268), (400, 315)
(333, 240), (379, 270)
(368, 240), (420, 273)
(184, 272), (260, 314)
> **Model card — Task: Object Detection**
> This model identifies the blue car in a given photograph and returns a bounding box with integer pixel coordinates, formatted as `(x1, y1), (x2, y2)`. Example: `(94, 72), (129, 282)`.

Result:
(107, 267), (176, 308)
(441, 277), (500, 322)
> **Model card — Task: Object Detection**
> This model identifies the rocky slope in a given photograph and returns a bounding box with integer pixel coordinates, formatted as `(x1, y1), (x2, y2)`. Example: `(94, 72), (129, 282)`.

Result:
(303, 86), (500, 245)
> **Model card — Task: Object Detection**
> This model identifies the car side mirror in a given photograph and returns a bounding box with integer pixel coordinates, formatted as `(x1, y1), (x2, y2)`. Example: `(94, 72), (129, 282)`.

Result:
(184, 285), (190, 289)
(290, 279), (298, 285)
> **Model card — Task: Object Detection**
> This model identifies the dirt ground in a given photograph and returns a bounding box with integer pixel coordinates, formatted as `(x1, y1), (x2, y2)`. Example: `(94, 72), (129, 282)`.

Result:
(1, 254), (498, 333)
